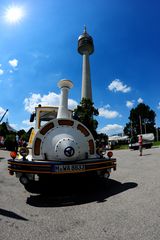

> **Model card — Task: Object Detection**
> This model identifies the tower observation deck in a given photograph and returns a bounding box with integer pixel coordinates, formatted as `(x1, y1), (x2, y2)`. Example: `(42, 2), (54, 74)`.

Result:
(78, 27), (94, 101)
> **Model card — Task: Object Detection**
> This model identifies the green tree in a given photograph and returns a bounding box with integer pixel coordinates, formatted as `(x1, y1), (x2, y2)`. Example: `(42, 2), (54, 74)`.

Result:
(5, 134), (17, 151)
(73, 98), (99, 138)
(124, 103), (156, 137)
(17, 128), (34, 142)
(0, 122), (9, 137)
(17, 129), (26, 138)
(96, 133), (108, 147)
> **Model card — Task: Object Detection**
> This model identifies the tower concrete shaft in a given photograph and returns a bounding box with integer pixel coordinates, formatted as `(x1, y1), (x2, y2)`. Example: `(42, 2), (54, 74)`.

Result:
(82, 53), (92, 100)
(78, 27), (94, 101)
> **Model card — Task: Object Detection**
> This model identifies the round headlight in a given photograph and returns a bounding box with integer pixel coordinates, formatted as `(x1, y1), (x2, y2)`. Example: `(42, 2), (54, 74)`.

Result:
(19, 147), (29, 157)
(107, 151), (113, 158)
(10, 151), (17, 159)
(19, 175), (29, 185)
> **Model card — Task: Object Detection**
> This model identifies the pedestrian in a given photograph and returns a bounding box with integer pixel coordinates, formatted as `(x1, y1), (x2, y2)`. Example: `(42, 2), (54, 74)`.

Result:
(138, 135), (143, 156)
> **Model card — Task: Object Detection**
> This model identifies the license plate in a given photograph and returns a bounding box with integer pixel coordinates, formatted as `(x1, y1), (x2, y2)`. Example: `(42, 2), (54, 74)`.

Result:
(53, 164), (85, 172)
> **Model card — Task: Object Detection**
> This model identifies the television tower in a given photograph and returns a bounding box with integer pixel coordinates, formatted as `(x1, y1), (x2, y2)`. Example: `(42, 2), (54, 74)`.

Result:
(78, 26), (94, 101)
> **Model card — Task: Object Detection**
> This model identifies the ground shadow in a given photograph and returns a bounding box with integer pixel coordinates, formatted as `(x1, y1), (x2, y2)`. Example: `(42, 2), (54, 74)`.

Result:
(0, 208), (28, 221)
(141, 153), (152, 156)
(26, 176), (138, 207)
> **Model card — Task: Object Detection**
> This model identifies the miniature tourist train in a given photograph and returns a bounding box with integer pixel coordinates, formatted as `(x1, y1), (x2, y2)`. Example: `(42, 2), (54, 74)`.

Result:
(8, 79), (116, 188)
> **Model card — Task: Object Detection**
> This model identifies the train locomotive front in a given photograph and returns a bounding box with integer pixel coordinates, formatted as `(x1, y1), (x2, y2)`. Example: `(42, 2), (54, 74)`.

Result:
(8, 80), (116, 188)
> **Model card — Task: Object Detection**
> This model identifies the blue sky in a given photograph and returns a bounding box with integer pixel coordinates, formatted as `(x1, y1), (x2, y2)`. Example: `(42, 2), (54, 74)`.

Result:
(0, 0), (160, 135)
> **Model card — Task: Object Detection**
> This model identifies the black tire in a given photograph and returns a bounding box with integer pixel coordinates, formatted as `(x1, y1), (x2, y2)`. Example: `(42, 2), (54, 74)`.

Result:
(24, 181), (41, 193)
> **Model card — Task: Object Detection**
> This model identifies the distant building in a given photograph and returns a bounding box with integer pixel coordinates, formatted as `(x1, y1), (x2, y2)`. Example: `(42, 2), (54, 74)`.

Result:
(5, 119), (17, 133)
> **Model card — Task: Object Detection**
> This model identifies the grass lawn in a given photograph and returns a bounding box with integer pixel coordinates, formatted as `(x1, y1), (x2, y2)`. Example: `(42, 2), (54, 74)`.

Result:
(153, 141), (160, 147)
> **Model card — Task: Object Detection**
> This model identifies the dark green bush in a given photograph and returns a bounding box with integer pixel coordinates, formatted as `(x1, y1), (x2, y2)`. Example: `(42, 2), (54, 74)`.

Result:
(4, 135), (18, 151)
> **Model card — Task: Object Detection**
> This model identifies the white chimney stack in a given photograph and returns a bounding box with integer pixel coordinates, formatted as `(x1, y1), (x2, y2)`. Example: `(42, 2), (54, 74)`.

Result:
(57, 79), (73, 119)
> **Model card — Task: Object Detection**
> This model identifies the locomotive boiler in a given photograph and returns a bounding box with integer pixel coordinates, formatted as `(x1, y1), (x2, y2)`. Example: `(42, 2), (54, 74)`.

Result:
(8, 79), (116, 189)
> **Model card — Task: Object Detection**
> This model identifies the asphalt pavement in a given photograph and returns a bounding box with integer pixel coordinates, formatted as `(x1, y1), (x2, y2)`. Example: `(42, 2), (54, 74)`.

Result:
(0, 147), (160, 240)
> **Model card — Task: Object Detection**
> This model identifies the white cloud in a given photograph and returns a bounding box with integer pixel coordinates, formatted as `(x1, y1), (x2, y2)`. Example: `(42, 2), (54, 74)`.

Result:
(137, 98), (143, 103)
(10, 123), (18, 131)
(68, 99), (78, 110)
(126, 100), (134, 108)
(157, 102), (160, 109)
(0, 69), (4, 75)
(15, 120), (35, 132)
(22, 119), (35, 130)
(0, 107), (6, 116)
(8, 58), (18, 68)
(98, 124), (123, 136)
(22, 119), (34, 126)
(108, 79), (131, 93)
(98, 105), (121, 119)
(24, 92), (78, 113)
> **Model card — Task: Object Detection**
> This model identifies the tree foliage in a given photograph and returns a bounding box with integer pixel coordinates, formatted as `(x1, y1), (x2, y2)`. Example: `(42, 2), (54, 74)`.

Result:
(0, 122), (33, 149)
(73, 98), (99, 138)
(124, 103), (156, 137)
(0, 122), (9, 137)
(96, 132), (108, 148)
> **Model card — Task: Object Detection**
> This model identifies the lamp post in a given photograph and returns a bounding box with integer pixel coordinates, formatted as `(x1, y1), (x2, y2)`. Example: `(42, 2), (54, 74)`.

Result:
(144, 118), (147, 134)
(139, 115), (142, 134)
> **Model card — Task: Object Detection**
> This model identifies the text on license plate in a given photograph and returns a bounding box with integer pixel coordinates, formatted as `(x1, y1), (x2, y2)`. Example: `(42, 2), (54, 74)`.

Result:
(53, 164), (85, 172)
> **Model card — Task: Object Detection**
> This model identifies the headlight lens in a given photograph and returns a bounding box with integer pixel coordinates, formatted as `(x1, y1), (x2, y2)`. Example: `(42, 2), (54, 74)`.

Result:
(19, 147), (29, 157)
(10, 151), (17, 159)
(107, 151), (113, 158)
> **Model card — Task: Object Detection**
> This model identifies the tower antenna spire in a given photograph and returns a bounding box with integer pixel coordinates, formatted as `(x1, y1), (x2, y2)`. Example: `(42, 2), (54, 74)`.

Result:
(84, 25), (87, 33)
